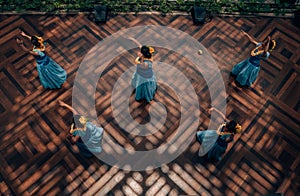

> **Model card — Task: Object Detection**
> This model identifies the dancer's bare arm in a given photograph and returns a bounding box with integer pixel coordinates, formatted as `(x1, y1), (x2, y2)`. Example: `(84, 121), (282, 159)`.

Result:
(58, 100), (79, 115)
(241, 30), (259, 45)
(16, 38), (38, 56)
(264, 36), (271, 53)
(207, 107), (228, 121)
(20, 30), (32, 40)
(128, 37), (142, 49)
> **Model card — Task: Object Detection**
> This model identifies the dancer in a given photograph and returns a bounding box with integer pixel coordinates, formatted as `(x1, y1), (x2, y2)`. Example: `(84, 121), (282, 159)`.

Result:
(231, 30), (276, 87)
(16, 31), (67, 89)
(58, 100), (104, 158)
(130, 38), (157, 102)
(196, 107), (243, 161)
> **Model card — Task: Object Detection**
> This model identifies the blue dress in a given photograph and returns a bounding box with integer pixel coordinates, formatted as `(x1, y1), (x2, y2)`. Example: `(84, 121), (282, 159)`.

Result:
(33, 48), (67, 89)
(131, 59), (157, 102)
(196, 126), (234, 161)
(72, 122), (104, 157)
(231, 43), (270, 87)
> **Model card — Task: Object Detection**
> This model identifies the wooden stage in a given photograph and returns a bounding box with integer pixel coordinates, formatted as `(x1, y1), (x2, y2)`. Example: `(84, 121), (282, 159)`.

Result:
(0, 13), (299, 195)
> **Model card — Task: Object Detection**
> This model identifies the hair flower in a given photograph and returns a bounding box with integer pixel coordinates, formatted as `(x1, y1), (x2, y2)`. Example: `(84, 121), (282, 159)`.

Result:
(269, 40), (276, 52)
(79, 116), (88, 125)
(149, 46), (155, 54)
(235, 124), (242, 133)
(69, 116), (88, 134)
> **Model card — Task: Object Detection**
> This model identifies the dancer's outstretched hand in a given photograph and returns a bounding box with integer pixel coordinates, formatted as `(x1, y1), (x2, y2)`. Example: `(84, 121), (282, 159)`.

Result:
(241, 30), (247, 36)
(207, 108), (213, 113)
(58, 100), (66, 107)
(128, 36), (142, 48)
(20, 30), (26, 37)
(16, 38), (23, 44)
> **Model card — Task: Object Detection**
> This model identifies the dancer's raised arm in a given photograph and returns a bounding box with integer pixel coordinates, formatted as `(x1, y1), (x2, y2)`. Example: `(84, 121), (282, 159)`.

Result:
(207, 107), (228, 121)
(16, 38), (39, 56)
(58, 100), (79, 115)
(20, 30), (32, 40)
(264, 36), (271, 53)
(128, 37), (142, 49)
(241, 30), (258, 45)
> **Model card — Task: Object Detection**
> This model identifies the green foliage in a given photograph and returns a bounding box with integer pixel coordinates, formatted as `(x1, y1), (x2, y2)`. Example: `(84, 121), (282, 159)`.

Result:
(0, 0), (299, 15)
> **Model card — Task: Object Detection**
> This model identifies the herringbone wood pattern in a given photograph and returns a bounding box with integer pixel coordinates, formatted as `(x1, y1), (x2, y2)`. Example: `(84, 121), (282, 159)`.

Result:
(0, 14), (299, 195)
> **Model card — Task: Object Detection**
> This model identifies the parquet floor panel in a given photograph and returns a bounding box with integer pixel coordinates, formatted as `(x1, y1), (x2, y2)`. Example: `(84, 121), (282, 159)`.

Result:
(0, 14), (299, 195)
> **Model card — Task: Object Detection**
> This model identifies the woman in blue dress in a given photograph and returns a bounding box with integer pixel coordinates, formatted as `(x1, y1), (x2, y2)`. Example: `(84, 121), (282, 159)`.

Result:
(131, 44), (157, 103)
(58, 100), (104, 158)
(196, 107), (243, 162)
(231, 31), (276, 87)
(16, 31), (67, 89)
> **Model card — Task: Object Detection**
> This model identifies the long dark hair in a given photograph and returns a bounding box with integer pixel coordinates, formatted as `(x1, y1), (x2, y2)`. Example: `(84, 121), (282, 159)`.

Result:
(141, 46), (152, 59)
(226, 120), (238, 133)
(262, 37), (276, 51)
(31, 36), (41, 47)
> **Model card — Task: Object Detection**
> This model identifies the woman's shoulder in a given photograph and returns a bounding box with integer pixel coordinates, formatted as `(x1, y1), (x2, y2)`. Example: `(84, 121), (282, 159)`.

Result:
(86, 121), (95, 128)
(33, 48), (45, 56)
(143, 59), (153, 66)
(87, 122), (103, 130)
(143, 58), (153, 62)
(137, 61), (152, 69)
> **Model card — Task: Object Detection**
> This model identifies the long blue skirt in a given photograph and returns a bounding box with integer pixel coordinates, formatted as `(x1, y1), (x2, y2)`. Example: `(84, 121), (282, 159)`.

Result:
(76, 141), (93, 158)
(36, 56), (67, 89)
(231, 58), (260, 87)
(196, 130), (227, 161)
(207, 142), (227, 161)
(131, 72), (157, 102)
(72, 122), (103, 158)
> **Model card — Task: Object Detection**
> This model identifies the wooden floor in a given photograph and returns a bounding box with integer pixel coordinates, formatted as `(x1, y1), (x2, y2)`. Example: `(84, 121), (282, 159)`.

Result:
(0, 13), (300, 195)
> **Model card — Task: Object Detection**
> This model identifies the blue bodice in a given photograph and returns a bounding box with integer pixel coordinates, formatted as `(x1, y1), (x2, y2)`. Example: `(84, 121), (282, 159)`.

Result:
(136, 60), (153, 78)
(249, 43), (270, 67)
